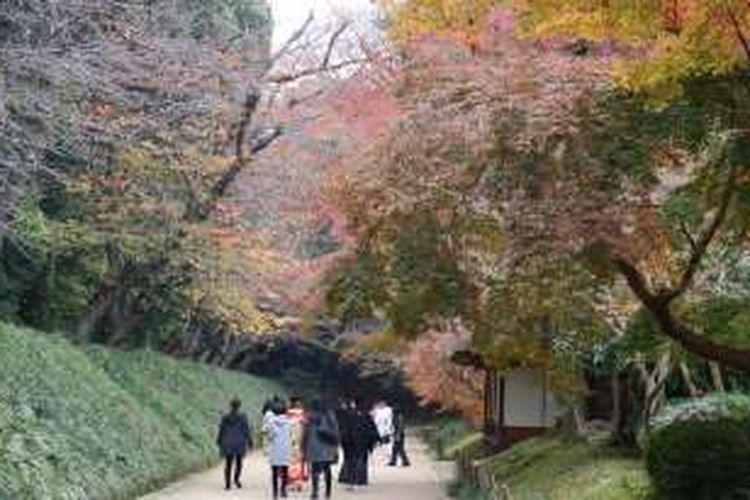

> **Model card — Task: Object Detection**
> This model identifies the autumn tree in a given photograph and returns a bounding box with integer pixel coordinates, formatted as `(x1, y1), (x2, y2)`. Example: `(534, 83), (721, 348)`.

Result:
(325, 10), (610, 352)
(325, 3), (750, 403)
(505, 0), (750, 370)
(403, 328), (484, 425)
(0, 0), (378, 362)
(515, 0), (750, 101)
(379, 0), (503, 51)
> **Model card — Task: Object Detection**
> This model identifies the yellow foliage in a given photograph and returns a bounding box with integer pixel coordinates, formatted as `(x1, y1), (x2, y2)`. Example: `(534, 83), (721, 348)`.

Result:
(380, 0), (503, 46)
(186, 283), (279, 335)
(352, 329), (408, 354)
(516, 0), (750, 101)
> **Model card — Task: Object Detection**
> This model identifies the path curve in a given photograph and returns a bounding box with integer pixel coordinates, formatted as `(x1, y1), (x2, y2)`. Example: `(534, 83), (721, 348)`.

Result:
(141, 436), (452, 500)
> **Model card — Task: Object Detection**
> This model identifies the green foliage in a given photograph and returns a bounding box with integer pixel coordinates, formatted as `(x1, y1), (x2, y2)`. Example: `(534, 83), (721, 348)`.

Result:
(149, 0), (271, 43)
(325, 210), (473, 336)
(646, 393), (750, 499)
(0, 322), (282, 500)
(683, 297), (750, 350)
(423, 418), (477, 460)
(0, 200), (109, 330)
(325, 251), (388, 323)
(389, 213), (469, 336)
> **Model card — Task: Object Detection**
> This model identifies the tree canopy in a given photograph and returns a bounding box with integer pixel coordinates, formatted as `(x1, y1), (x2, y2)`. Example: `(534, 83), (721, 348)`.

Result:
(323, 1), (750, 383)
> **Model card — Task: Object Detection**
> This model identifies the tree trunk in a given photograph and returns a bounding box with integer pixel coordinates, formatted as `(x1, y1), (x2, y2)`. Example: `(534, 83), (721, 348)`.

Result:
(612, 370), (635, 446)
(708, 361), (725, 392)
(77, 279), (124, 341)
(637, 352), (672, 433)
(611, 369), (621, 432)
(679, 362), (699, 398)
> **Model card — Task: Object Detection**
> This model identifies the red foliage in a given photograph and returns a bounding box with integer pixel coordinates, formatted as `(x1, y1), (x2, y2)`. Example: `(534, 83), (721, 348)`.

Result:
(403, 328), (484, 425)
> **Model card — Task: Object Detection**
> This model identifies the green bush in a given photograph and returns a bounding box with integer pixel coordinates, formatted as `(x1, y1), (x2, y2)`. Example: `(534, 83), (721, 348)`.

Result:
(0, 323), (283, 500)
(645, 393), (750, 499)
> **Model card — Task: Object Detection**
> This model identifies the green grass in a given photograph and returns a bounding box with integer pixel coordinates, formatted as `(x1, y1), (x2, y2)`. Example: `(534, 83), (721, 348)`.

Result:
(465, 436), (654, 500)
(424, 418), (480, 460)
(0, 322), (283, 500)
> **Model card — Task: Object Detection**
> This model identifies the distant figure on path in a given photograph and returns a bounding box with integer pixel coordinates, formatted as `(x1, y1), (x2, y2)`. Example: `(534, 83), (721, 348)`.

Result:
(388, 406), (411, 467)
(287, 397), (309, 492)
(265, 401), (293, 498)
(216, 398), (252, 490)
(371, 400), (394, 462)
(338, 400), (380, 490)
(304, 397), (341, 499)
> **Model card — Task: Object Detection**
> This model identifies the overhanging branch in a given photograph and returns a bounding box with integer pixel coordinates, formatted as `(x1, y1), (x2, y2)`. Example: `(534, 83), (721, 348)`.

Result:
(664, 162), (738, 302)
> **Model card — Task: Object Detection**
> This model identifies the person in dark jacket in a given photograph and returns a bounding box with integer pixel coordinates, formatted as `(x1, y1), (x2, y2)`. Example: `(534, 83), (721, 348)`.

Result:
(388, 407), (410, 467)
(304, 397), (341, 499)
(338, 399), (380, 489)
(217, 398), (252, 490)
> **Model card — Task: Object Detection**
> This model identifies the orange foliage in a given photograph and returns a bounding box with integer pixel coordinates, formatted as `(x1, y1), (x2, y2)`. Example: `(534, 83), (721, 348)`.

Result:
(403, 328), (484, 425)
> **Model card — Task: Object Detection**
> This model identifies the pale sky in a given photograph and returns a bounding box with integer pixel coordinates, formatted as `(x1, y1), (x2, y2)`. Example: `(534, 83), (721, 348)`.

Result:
(269, 0), (379, 49)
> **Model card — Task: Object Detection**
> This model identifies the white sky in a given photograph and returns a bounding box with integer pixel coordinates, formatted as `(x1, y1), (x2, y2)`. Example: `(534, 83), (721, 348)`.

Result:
(269, 0), (379, 49)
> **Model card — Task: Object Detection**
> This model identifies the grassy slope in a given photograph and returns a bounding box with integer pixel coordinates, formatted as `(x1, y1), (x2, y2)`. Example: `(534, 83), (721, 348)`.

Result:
(0, 323), (283, 500)
(467, 436), (653, 500)
(422, 417), (655, 500)
(485, 437), (650, 500)
(423, 418), (480, 460)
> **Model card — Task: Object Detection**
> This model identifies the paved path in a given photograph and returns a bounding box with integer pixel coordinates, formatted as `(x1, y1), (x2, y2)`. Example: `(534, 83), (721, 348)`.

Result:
(141, 437), (452, 500)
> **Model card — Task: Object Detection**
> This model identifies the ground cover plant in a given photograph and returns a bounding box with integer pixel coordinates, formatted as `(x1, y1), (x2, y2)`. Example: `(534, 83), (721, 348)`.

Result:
(463, 435), (652, 500)
(0, 322), (282, 499)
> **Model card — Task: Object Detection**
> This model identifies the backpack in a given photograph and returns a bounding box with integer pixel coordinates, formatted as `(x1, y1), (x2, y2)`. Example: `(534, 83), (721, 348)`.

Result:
(316, 413), (339, 446)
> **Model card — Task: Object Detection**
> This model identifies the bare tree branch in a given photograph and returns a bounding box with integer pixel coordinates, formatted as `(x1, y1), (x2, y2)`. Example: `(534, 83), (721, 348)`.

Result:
(267, 57), (369, 84)
(271, 10), (315, 62)
(679, 221), (698, 253)
(322, 20), (351, 69)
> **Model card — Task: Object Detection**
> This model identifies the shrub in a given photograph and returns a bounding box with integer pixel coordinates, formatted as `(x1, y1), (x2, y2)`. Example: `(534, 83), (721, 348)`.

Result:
(645, 393), (750, 499)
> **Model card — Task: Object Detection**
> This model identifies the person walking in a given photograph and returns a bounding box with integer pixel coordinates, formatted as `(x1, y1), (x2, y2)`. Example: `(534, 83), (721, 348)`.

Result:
(261, 396), (277, 452)
(304, 398), (341, 499)
(266, 401), (293, 498)
(371, 400), (394, 463)
(336, 399), (356, 487)
(216, 398), (253, 490)
(338, 400), (380, 490)
(287, 397), (309, 492)
(388, 406), (411, 467)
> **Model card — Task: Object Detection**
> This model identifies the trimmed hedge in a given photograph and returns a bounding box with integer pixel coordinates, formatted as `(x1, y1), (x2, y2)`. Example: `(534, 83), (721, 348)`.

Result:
(0, 323), (283, 499)
(646, 393), (750, 499)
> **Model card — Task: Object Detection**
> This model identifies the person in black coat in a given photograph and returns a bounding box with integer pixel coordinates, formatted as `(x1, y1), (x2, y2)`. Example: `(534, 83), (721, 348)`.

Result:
(337, 399), (380, 489)
(388, 407), (410, 467)
(217, 398), (252, 490)
(304, 397), (341, 499)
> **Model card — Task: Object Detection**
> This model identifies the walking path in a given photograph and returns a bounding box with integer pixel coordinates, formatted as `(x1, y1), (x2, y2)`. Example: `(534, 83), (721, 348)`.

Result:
(141, 436), (452, 500)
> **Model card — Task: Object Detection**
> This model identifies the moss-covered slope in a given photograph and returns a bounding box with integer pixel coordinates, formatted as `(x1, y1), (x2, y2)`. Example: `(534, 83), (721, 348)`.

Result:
(0, 323), (282, 499)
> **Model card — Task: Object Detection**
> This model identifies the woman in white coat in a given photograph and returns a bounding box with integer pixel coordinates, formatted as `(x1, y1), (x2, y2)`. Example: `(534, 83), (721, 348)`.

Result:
(265, 402), (293, 498)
